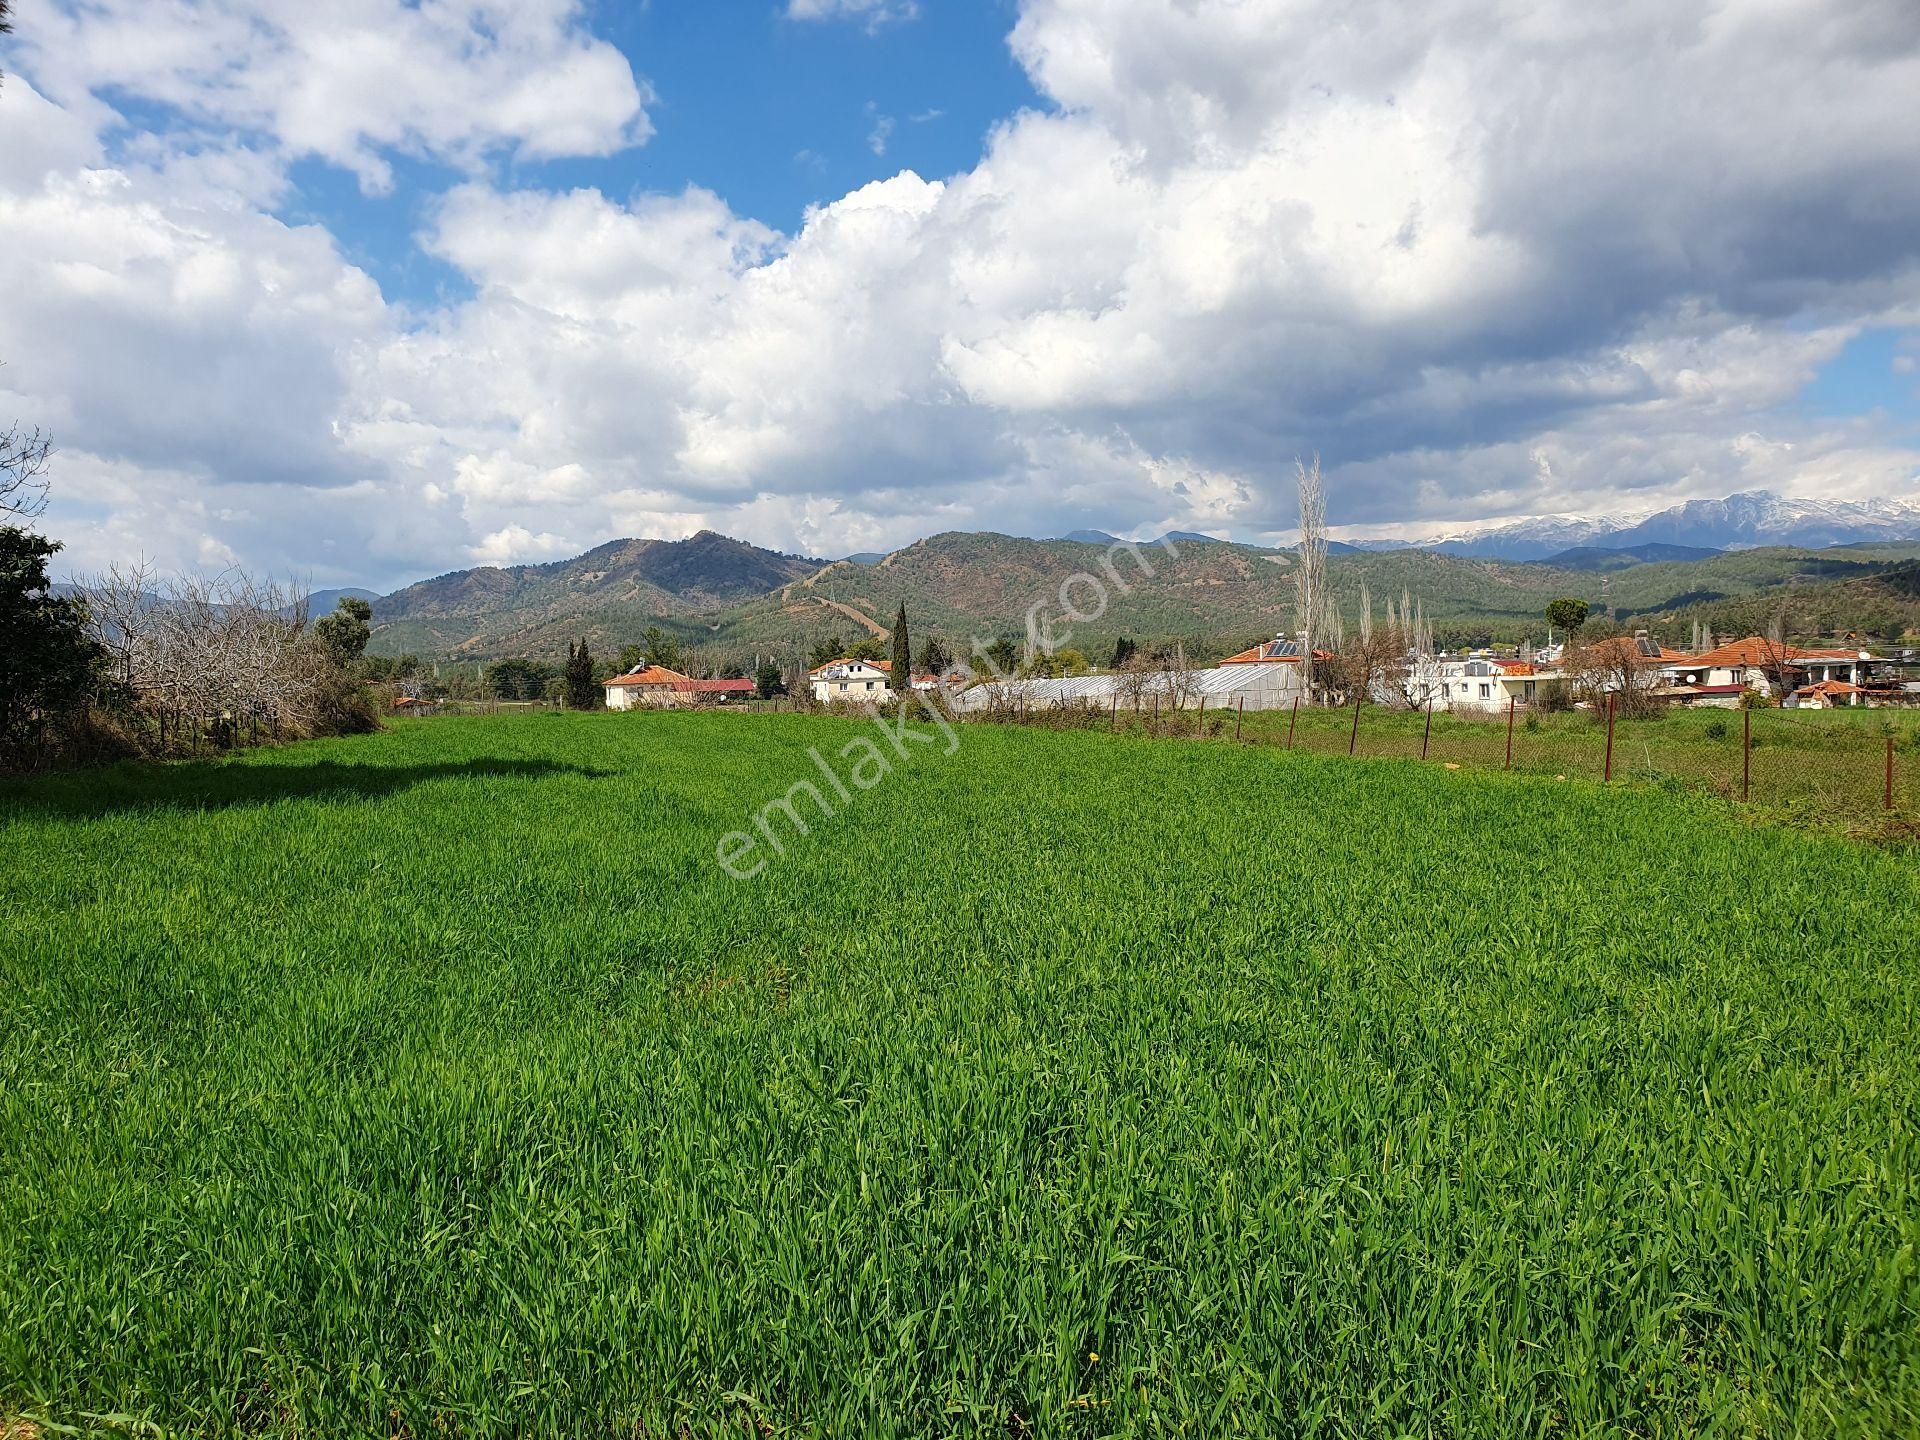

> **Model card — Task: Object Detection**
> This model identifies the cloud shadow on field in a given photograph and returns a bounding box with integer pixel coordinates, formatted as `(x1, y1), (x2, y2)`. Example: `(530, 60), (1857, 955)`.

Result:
(0, 756), (614, 821)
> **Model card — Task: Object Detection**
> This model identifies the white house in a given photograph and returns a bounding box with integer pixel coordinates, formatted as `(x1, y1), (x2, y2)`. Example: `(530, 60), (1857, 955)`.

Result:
(1421, 657), (1548, 712)
(810, 657), (894, 705)
(1660, 637), (1873, 703)
(604, 664), (686, 710)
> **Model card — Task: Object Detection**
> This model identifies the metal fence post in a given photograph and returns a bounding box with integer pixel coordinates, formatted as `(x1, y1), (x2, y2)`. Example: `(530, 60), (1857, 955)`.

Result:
(1287, 695), (1300, 750)
(1235, 695), (1244, 742)
(1742, 707), (1751, 803)
(1348, 694), (1362, 757)
(1422, 699), (1433, 761)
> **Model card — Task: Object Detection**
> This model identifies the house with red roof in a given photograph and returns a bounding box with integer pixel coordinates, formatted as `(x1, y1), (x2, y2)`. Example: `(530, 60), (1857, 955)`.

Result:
(1792, 679), (1864, 709)
(1660, 637), (1873, 704)
(604, 665), (756, 710)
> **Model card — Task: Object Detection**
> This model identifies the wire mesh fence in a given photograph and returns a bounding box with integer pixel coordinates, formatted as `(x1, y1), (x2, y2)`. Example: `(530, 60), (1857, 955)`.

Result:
(968, 694), (1920, 823)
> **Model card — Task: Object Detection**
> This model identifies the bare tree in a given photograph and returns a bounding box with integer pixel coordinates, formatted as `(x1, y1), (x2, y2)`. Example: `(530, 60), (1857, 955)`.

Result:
(1754, 602), (1801, 701)
(76, 558), (158, 690)
(1294, 454), (1328, 702)
(0, 422), (52, 520)
(1326, 586), (1428, 707)
(1565, 635), (1664, 717)
(73, 566), (370, 748)
(1159, 641), (1201, 711)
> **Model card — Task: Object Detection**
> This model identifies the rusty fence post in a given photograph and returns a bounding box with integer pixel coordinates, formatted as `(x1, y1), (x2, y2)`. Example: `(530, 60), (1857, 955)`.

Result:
(1742, 707), (1751, 803)
(1422, 698), (1434, 761)
(1603, 693), (1617, 783)
(1348, 694), (1363, 757)
(1235, 695), (1244, 742)
(1287, 695), (1300, 750)
(1505, 696), (1516, 771)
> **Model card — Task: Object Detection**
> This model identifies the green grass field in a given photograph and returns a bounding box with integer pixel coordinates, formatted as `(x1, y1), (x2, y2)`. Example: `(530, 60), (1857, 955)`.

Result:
(5, 712), (1919, 1437)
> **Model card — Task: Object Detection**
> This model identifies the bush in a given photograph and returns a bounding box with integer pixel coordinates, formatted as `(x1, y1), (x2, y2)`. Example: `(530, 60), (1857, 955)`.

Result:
(1535, 679), (1575, 713)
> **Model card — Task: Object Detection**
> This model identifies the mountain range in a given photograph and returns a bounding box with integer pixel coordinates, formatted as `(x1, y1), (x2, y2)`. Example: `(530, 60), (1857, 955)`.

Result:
(368, 532), (820, 659)
(1391, 491), (1920, 562)
(356, 528), (1920, 664)
(312, 487), (1920, 662)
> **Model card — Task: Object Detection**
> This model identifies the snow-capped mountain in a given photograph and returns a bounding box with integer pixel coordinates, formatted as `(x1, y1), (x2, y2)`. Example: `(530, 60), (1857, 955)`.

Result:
(1389, 491), (1920, 562)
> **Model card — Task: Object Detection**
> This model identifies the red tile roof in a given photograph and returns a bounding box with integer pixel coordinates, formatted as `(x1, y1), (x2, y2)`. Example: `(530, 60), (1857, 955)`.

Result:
(1220, 639), (1333, 664)
(605, 665), (689, 687)
(1581, 636), (1693, 665)
(1795, 679), (1862, 697)
(1686, 637), (1859, 668)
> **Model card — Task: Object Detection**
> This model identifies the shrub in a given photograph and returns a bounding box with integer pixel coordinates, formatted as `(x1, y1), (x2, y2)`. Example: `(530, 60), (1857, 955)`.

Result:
(1535, 679), (1575, 713)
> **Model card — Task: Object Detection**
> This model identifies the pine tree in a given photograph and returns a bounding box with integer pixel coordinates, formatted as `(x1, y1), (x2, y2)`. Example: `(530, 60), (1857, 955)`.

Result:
(890, 603), (911, 704)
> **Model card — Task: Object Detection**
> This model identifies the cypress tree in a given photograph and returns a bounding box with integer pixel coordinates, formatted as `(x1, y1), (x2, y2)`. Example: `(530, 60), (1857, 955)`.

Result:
(890, 603), (910, 706)
(564, 638), (596, 710)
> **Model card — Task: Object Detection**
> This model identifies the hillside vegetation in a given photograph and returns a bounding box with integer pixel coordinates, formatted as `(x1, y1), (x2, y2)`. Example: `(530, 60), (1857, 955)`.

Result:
(369, 531), (820, 658)
(4, 712), (1919, 1435)
(361, 529), (1920, 663)
(706, 533), (1601, 655)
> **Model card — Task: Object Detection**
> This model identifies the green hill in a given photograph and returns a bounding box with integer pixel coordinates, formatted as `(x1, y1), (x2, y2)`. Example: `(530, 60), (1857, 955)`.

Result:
(368, 531), (820, 659)
(365, 529), (1920, 665)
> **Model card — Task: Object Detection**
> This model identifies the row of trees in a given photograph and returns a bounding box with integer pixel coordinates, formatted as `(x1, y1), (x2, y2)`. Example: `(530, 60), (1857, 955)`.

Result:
(1, 536), (385, 770)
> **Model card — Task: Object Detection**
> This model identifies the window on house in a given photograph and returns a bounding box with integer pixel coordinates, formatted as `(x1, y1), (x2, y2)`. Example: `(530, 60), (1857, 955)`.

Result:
(1479, 684), (1491, 699)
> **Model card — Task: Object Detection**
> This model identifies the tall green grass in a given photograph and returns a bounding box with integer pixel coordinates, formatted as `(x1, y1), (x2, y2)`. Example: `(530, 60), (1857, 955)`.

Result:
(3, 712), (1918, 1437)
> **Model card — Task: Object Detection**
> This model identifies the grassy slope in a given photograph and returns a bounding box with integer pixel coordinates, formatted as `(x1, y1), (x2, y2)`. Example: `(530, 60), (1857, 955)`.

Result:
(4, 715), (1918, 1436)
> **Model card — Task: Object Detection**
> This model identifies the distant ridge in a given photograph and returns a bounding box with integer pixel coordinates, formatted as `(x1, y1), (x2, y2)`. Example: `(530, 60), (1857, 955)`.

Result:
(1409, 490), (1920, 561)
(1540, 543), (1721, 571)
(1055, 528), (1227, 547)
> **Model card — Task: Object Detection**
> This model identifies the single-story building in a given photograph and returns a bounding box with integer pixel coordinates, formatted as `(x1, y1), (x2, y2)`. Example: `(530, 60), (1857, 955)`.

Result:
(604, 668), (757, 710)
(605, 664), (688, 709)
(953, 659), (1307, 713)
(1662, 637), (1872, 700)
(1791, 679), (1864, 710)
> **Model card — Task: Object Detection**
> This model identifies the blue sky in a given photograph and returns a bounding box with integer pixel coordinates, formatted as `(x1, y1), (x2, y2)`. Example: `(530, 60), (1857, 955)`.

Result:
(3, 0), (1919, 588)
(275, 2), (1043, 312)
(1800, 329), (1920, 440)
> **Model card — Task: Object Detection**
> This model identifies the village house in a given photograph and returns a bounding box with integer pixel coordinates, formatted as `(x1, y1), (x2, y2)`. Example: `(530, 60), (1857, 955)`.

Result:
(810, 657), (894, 705)
(1792, 679), (1865, 710)
(1660, 637), (1875, 704)
(604, 664), (686, 709)
(604, 665), (756, 709)
(1424, 656), (1542, 712)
